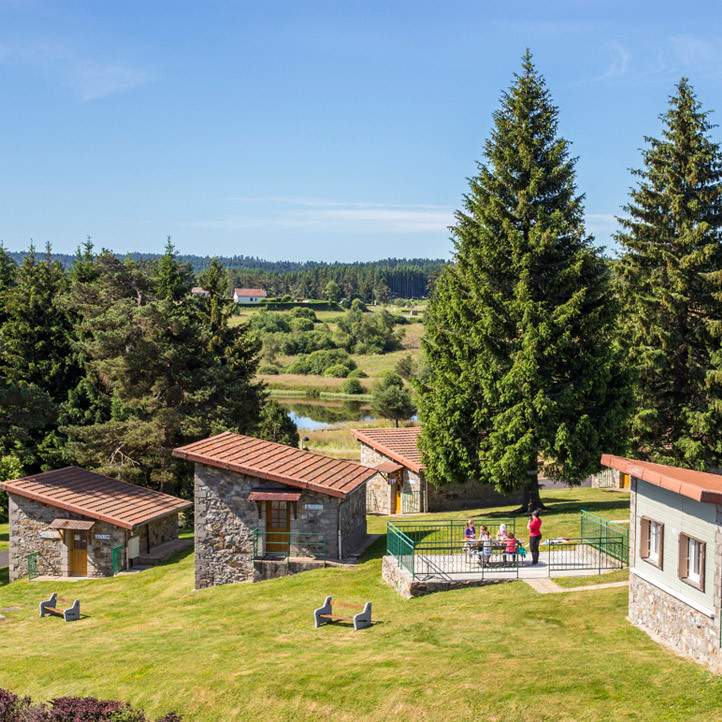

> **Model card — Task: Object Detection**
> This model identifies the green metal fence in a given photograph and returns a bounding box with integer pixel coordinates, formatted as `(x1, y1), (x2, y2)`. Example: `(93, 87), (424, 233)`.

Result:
(112, 545), (123, 575)
(27, 552), (38, 580)
(580, 510), (629, 563)
(401, 490), (421, 514)
(251, 529), (327, 568)
(544, 537), (626, 575)
(387, 518), (520, 579)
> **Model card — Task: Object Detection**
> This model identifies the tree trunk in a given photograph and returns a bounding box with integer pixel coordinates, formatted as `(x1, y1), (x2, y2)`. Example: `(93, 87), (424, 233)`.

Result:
(511, 467), (547, 514)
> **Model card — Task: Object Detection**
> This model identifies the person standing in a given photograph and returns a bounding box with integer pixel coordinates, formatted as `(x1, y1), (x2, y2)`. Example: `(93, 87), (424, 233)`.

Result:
(528, 511), (542, 565)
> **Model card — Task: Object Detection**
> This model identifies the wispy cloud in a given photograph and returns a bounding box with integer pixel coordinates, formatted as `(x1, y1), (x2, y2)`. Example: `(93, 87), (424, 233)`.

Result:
(585, 213), (617, 233)
(579, 33), (722, 86)
(185, 197), (455, 234)
(0, 40), (154, 100)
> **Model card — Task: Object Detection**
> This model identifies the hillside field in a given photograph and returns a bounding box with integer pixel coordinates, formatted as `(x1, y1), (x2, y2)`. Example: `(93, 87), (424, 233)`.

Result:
(2, 488), (722, 721)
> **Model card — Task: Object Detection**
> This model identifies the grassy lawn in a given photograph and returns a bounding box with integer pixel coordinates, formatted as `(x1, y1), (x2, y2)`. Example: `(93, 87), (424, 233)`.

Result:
(3, 488), (721, 721)
(554, 568), (629, 588)
(0, 522), (8, 550)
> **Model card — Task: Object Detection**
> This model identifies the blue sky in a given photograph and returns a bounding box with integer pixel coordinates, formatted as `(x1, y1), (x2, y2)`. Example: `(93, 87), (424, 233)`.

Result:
(2, 1), (722, 262)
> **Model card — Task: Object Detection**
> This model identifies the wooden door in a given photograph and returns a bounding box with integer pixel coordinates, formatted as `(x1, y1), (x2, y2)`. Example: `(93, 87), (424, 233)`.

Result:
(69, 530), (88, 576)
(394, 482), (402, 514)
(622, 473), (630, 489)
(265, 501), (290, 553)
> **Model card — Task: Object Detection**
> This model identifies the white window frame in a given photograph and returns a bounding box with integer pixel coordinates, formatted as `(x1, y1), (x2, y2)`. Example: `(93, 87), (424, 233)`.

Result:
(648, 521), (661, 564)
(687, 537), (701, 585)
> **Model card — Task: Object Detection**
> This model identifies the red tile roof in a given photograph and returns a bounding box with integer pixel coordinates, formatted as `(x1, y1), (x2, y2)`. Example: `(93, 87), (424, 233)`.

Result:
(350, 427), (424, 473)
(601, 454), (722, 505)
(248, 489), (302, 502)
(173, 431), (378, 498)
(233, 288), (267, 297)
(0, 467), (192, 530)
(373, 461), (404, 474)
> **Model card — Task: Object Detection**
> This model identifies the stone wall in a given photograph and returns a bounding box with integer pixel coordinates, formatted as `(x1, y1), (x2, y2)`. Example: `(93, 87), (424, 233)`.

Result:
(629, 572), (722, 673)
(359, 442), (523, 514)
(339, 485), (366, 554)
(194, 464), (258, 590)
(366, 473), (391, 514)
(7, 494), (125, 580)
(427, 480), (523, 512)
(193, 463), (361, 589)
(382, 555), (514, 598)
(138, 513), (179, 555)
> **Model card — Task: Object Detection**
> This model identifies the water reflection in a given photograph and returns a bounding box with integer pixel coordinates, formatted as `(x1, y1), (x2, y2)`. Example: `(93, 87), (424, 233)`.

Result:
(282, 400), (376, 430)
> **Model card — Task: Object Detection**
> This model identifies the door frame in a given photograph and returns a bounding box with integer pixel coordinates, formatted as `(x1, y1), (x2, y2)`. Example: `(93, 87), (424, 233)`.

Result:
(265, 500), (291, 553)
(68, 529), (88, 576)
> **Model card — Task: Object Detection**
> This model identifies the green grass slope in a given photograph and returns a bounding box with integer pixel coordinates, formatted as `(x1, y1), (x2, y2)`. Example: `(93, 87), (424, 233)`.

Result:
(1, 491), (721, 721)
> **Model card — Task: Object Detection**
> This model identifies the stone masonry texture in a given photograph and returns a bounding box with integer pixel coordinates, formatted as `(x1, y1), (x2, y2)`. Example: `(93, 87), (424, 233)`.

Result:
(359, 442), (523, 513)
(193, 462), (367, 590)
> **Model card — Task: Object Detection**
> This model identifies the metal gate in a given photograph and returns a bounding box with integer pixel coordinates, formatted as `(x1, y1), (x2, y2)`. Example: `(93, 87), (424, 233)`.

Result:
(112, 545), (123, 575)
(27, 552), (39, 580)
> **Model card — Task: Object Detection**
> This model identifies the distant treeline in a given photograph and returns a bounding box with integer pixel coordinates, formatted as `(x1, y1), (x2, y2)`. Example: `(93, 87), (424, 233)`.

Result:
(6, 250), (449, 300)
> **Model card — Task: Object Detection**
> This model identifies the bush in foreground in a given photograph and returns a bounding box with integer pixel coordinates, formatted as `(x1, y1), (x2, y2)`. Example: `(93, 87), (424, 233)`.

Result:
(0, 688), (182, 722)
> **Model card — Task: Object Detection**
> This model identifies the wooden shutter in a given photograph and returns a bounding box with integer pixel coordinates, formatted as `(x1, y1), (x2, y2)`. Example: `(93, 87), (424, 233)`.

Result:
(698, 541), (706, 592)
(639, 517), (650, 559)
(678, 534), (689, 579)
(657, 522), (664, 569)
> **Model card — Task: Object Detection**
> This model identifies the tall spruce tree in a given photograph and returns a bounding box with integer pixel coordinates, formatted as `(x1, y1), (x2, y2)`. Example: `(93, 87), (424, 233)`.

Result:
(616, 79), (722, 469)
(417, 52), (628, 510)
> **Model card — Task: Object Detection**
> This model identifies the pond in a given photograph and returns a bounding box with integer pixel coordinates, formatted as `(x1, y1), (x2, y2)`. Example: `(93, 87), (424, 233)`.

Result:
(279, 399), (376, 430)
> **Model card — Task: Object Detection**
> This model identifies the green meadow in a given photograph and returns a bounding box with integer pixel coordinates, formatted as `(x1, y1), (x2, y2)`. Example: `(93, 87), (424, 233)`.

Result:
(2, 489), (721, 722)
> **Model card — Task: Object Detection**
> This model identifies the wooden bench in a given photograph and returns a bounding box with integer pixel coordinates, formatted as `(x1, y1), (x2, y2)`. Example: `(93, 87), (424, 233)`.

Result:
(314, 595), (372, 630)
(39, 593), (80, 622)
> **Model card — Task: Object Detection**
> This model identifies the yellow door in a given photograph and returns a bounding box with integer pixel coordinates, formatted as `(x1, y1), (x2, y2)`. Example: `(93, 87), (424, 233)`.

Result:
(622, 473), (630, 489)
(69, 530), (88, 576)
(394, 484), (402, 514)
(266, 501), (291, 553)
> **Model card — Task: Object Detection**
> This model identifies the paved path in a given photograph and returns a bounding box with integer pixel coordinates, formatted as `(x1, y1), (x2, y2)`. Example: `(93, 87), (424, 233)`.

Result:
(0, 550), (8, 568)
(524, 577), (628, 594)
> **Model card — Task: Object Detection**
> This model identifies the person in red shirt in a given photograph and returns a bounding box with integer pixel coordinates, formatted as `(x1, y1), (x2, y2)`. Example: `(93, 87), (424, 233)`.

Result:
(528, 510), (542, 565)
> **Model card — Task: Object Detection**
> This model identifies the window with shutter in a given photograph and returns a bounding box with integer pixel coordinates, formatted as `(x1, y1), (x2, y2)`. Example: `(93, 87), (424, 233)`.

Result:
(639, 517), (650, 559)
(678, 533), (705, 592)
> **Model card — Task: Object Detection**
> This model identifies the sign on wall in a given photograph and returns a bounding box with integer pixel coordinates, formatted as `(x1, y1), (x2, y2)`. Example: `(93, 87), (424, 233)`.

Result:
(95, 534), (111, 540)
(305, 504), (323, 510)
(39, 530), (58, 540)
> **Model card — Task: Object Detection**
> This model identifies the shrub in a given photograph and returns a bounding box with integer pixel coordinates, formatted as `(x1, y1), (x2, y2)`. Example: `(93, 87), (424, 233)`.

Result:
(286, 349), (356, 376)
(323, 364), (350, 378)
(257, 364), (280, 375)
(279, 331), (334, 356)
(289, 317), (314, 332)
(341, 378), (364, 394)
(0, 690), (182, 722)
(289, 306), (318, 321)
(347, 368), (368, 379)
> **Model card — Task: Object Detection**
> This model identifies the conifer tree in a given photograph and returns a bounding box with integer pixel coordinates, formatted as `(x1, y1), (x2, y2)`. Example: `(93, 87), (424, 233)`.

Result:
(417, 53), (628, 510)
(616, 79), (722, 468)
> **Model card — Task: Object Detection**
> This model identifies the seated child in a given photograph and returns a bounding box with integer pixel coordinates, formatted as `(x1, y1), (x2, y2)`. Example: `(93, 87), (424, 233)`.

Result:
(480, 528), (493, 566)
(496, 523), (508, 540)
(504, 532), (519, 564)
(463, 519), (476, 551)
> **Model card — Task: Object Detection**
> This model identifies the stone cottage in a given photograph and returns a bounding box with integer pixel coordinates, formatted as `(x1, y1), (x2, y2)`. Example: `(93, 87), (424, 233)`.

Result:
(173, 431), (378, 590)
(1, 466), (192, 581)
(351, 426), (521, 514)
(602, 454), (722, 673)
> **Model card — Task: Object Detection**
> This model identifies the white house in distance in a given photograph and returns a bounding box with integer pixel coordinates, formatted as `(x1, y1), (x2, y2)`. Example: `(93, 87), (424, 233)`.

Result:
(233, 288), (267, 304)
(601, 454), (722, 673)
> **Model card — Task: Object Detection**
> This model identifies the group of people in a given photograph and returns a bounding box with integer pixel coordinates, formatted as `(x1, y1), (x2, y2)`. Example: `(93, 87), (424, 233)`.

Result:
(463, 511), (542, 567)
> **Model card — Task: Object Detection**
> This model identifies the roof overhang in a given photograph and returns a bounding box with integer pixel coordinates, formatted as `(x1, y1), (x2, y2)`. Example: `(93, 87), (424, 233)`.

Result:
(173, 449), (375, 499)
(373, 461), (403, 474)
(49, 518), (96, 530)
(601, 454), (722, 505)
(2, 482), (192, 531)
(249, 489), (303, 502)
